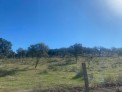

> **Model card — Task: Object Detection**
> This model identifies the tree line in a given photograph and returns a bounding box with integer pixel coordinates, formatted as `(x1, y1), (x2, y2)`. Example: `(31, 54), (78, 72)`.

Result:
(1, 37), (122, 59)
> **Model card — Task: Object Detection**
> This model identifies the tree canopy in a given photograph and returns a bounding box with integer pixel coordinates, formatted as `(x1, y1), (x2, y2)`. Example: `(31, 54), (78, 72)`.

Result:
(0, 38), (12, 58)
(1, 38), (122, 59)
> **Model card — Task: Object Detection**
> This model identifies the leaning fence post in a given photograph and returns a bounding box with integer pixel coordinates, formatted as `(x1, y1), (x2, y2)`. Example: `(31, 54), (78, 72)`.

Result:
(82, 63), (89, 92)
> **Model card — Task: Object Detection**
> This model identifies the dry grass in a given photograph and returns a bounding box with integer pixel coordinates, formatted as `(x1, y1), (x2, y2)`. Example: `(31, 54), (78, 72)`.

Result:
(0, 57), (122, 92)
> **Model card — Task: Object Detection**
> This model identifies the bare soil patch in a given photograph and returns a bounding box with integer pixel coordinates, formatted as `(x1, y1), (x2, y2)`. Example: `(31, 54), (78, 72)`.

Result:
(30, 86), (122, 92)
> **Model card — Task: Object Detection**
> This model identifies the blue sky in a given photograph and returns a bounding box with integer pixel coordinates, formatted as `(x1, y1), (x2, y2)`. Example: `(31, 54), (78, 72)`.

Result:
(1, 0), (122, 51)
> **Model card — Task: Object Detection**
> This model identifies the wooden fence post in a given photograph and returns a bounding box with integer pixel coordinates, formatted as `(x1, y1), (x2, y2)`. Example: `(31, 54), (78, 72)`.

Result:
(82, 63), (89, 92)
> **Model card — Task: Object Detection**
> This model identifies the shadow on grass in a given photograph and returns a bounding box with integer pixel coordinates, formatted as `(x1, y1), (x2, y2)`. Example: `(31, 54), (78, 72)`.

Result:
(0, 66), (36, 77)
(0, 69), (17, 77)
(0, 67), (33, 77)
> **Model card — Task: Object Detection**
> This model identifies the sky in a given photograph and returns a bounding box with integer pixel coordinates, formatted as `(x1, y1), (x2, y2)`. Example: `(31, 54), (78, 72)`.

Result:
(1, 0), (122, 51)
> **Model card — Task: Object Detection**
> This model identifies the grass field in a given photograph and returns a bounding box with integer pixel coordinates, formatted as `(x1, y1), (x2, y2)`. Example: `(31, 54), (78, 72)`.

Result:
(0, 57), (122, 92)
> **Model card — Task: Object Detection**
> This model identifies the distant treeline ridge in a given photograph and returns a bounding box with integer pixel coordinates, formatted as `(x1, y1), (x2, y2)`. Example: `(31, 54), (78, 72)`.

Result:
(0, 38), (122, 59)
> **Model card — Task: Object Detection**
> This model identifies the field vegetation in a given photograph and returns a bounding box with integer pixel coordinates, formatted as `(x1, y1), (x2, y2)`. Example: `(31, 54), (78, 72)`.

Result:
(0, 38), (122, 92)
(0, 57), (122, 92)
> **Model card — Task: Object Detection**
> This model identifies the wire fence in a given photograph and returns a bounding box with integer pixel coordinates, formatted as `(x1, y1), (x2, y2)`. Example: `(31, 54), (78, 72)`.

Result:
(83, 56), (122, 91)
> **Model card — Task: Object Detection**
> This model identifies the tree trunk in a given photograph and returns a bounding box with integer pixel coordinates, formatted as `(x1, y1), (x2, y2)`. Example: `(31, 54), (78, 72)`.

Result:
(35, 57), (39, 69)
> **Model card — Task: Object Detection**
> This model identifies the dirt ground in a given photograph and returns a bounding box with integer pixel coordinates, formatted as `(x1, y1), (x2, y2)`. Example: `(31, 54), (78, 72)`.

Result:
(90, 87), (122, 92)
(29, 86), (122, 92)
